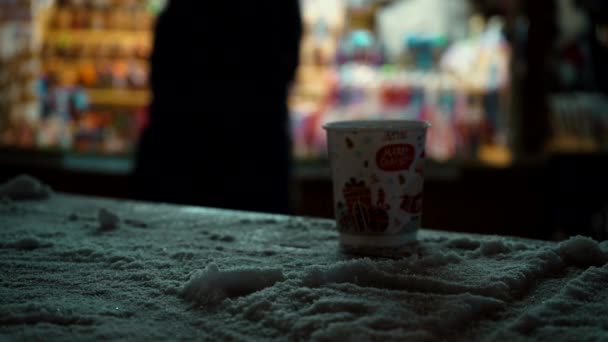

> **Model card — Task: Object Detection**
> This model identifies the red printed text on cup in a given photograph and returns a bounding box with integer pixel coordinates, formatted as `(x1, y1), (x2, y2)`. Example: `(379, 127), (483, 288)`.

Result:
(375, 144), (415, 171)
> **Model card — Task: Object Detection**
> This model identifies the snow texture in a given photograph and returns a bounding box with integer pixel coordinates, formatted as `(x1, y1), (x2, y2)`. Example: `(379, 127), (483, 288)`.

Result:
(1, 237), (52, 251)
(1, 186), (608, 340)
(0, 174), (52, 200)
(181, 264), (285, 305)
(98, 208), (120, 231)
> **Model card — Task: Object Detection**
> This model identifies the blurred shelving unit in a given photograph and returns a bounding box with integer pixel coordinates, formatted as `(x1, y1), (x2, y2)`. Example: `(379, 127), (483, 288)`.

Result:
(86, 88), (150, 107)
(1, 0), (161, 155)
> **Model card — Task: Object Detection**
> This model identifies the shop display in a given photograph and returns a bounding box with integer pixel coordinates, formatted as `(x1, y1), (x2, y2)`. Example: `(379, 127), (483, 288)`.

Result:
(2, 0), (513, 163)
(0, 0), (162, 155)
(0, 0), (42, 149)
(290, 0), (512, 164)
(542, 0), (608, 154)
(37, 0), (158, 154)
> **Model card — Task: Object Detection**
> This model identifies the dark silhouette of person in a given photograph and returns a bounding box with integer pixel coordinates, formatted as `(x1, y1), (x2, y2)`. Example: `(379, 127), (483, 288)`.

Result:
(131, 1), (302, 214)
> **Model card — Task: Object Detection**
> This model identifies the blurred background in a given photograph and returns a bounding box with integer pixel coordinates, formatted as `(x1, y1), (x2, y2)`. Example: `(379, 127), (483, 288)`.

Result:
(1, 0), (607, 240)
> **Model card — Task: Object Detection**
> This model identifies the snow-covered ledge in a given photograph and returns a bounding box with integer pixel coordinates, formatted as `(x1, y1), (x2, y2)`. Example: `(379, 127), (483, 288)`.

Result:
(1, 176), (607, 341)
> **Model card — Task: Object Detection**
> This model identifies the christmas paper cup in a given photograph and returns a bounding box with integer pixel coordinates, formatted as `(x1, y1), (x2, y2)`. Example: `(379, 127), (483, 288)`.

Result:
(324, 120), (430, 253)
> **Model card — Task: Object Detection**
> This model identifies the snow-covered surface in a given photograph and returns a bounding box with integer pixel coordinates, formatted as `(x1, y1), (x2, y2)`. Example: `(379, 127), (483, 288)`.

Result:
(0, 174), (52, 200)
(98, 208), (120, 231)
(1, 192), (608, 340)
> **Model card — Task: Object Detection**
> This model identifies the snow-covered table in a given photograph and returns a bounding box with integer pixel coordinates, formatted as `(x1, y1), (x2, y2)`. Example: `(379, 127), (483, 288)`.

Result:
(2, 191), (608, 341)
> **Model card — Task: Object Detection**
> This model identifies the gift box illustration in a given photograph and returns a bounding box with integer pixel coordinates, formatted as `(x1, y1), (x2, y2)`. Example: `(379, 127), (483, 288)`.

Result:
(341, 178), (389, 232)
(342, 178), (372, 232)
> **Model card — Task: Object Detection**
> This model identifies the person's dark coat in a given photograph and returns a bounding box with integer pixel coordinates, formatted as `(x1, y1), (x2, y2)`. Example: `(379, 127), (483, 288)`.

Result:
(132, 1), (302, 214)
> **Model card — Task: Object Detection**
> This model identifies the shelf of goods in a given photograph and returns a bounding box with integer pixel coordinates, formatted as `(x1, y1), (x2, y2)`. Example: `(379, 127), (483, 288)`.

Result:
(29, 0), (160, 155)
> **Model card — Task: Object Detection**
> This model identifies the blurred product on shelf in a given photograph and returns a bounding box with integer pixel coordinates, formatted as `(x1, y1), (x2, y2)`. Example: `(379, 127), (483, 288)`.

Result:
(540, 0), (608, 155)
(49, 0), (154, 31)
(290, 0), (512, 164)
(547, 93), (608, 152)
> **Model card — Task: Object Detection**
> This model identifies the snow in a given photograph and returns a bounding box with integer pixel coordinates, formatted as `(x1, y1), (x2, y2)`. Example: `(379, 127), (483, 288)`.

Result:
(557, 235), (608, 266)
(0, 174), (52, 200)
(1, 237), (52, 251)
(490, 264), (608, 340)
(478, 239), (511, 256)
(1, 178), (608, 341)
(181, 264), (285, 306)
(98, 208), (120, 231)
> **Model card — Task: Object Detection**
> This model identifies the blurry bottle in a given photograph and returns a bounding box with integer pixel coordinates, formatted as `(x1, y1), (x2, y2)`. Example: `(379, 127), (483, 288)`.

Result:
(73, 8), (88, 29)
(79, 61), (97, 86)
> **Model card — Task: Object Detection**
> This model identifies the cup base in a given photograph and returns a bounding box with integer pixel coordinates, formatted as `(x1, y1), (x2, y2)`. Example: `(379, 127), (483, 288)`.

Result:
(339, 230), (418, 257)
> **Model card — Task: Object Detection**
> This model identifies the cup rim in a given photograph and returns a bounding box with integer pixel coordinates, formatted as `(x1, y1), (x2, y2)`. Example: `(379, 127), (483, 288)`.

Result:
(323, 120), (431, 131)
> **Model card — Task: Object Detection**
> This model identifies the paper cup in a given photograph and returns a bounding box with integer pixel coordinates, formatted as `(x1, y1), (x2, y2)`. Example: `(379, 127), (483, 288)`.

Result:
(324, 120), (430, 254)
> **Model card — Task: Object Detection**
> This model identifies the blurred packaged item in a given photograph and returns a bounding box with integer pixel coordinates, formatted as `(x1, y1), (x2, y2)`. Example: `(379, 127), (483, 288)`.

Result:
(376, 0), (471, 61)
(337, 29), (383, 65)
(548, 93), (608, 152)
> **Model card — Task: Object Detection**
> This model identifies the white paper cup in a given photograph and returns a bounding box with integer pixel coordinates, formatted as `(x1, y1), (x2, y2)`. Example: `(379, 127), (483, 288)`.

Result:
(324, 120), (430, 254)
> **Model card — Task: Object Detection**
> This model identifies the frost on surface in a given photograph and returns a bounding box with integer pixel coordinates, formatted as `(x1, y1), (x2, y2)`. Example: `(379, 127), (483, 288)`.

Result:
(0, 174), (52, 200)
(2, 194), (608, 341)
